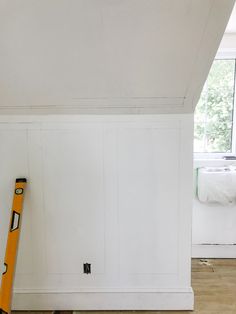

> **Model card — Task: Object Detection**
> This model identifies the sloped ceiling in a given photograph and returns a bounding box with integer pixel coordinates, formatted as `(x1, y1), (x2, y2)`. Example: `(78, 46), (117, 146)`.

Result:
(226, 3), (236, 33)
(0, 0), (235, 114)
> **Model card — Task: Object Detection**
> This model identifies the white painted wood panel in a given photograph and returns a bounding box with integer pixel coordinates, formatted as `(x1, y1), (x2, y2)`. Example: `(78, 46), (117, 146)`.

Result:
(118, 128), (179, 275)
(0, 115), (193, 309)
(0, 131), (32, 276)
(42, 129), (105, 275)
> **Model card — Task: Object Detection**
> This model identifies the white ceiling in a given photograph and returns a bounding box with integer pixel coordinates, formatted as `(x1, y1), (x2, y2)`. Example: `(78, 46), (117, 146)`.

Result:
(226, 3), (236, 33)
(0, 0), (235, 114)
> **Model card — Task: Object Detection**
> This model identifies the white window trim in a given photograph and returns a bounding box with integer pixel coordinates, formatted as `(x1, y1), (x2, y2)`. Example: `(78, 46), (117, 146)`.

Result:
(194, 52), (236, 160)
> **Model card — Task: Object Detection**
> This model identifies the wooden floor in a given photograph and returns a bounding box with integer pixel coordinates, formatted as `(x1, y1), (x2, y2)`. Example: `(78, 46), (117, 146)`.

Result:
(12, 258), (236, 314)
(190, 258), (236, 314)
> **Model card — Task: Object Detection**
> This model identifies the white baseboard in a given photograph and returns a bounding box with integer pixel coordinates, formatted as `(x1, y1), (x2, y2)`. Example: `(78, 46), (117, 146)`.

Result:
(12, 289), (194, 311)
(192, 244), (236, 258)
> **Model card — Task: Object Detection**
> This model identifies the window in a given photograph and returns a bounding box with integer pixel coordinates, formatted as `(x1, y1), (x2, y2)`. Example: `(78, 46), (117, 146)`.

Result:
(194, 59), (236, 154)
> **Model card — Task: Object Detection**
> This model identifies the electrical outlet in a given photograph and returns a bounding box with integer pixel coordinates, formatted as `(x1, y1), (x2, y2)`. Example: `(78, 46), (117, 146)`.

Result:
(83, 263), (91, 274)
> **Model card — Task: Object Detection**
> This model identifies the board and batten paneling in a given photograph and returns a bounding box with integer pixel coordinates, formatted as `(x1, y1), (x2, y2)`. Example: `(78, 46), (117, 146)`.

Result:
(0, 115), (193, 310)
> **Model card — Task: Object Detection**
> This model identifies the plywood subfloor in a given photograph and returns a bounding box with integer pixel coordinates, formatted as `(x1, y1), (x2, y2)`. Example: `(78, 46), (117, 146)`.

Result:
(12, 258), (236, 314)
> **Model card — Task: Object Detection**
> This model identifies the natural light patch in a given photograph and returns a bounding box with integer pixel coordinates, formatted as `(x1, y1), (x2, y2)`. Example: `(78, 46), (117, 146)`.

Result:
(194, 59), (236, 153)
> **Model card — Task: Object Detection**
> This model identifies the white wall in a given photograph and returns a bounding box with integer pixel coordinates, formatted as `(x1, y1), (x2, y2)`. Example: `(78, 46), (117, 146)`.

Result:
(0, 114), (194, 310)
(193, 160), (236, 258)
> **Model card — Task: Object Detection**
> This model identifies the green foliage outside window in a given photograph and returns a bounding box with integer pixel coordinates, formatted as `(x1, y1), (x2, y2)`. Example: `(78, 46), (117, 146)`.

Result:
(194, 59), (236, 153)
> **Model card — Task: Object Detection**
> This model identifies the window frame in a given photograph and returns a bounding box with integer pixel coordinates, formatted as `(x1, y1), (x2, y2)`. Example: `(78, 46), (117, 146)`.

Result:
(194, 51), (236, 160)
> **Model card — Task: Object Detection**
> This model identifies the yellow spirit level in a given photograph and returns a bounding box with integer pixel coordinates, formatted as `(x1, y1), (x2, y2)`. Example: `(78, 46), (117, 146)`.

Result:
(0, 178), (27, 314)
